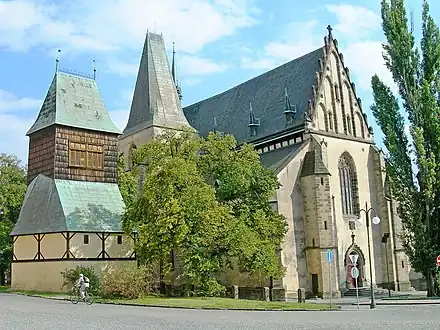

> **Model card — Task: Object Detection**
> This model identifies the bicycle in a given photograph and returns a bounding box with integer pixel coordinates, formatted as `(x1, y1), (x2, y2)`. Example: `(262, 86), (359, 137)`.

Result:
(70, 286), (94, 305)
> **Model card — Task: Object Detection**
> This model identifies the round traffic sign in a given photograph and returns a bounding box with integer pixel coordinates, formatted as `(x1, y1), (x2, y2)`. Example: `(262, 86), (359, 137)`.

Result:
(437, 255), (440, 266)
(351, 267), (359, 279)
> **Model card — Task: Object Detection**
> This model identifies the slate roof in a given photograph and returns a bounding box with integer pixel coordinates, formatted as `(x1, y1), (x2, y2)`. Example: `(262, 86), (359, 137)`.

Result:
(300, 149), (330, 177)
(122, 32), (192, 136)
(259, 142), (306, 173)
(27, 71), (121, 136)
(11, 174), (125, 235)
(183, 47), (324, 144)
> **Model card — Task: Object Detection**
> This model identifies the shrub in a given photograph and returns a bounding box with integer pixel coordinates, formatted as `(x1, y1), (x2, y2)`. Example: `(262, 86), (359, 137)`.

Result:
(61, 265), (100, 295)
(100, 264), (157, 299)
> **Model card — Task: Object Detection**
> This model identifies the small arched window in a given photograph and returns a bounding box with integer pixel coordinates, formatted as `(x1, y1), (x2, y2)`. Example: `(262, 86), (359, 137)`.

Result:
(328, 112), (334, 131)
(338, 153), (359, 215)
(334, 84), (340, 101)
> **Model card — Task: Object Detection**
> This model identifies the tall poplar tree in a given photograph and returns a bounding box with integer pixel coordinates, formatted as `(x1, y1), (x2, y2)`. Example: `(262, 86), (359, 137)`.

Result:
(371, 0), (440, 296)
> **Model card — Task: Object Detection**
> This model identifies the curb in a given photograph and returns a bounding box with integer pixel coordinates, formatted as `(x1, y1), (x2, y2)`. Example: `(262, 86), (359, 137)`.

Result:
(354, 301), (440, 306)
(11, 292), (341, 312)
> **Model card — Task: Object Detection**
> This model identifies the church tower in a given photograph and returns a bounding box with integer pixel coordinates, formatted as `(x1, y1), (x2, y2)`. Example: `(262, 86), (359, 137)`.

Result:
(119, 32), (193, 166)
(10, 70), (136, 292)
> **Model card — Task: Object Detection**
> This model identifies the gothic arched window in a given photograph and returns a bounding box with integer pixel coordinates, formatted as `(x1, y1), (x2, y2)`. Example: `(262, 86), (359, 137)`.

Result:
(328, 112), (334, 131)
(338, 153), (359, 215)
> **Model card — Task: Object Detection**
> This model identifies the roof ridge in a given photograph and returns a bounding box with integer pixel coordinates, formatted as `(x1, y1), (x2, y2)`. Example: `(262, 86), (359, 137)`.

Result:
(185, 46), (324, 107)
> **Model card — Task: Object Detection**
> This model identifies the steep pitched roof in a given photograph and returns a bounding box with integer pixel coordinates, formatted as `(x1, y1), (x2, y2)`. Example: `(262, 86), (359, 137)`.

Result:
(27, 71), (121, 136)
(11, 174), (125, 235)
(300, 149), (330, 177)
(183, 47), (324, 144)
(122, 32), (192, 136)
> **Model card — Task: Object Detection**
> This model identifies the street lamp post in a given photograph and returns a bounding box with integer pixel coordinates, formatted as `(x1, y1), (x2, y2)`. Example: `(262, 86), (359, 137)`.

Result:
(358, 202), (381, 310)
(382, 233), (391, 298)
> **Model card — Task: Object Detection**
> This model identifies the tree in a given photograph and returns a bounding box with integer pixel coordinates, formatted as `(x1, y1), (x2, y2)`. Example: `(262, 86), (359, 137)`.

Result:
(371, 0), (440, 296)
(122, 131), (287, 295)
(0, 153), (27, 285)
(117, 155), (138, 206)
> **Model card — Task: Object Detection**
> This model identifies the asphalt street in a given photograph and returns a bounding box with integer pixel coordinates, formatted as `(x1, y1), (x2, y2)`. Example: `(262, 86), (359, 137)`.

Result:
(1, 293), (440, 329)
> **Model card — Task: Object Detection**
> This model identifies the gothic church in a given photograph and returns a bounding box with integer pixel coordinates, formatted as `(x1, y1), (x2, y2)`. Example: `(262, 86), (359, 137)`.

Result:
(119, 26), (419, 299)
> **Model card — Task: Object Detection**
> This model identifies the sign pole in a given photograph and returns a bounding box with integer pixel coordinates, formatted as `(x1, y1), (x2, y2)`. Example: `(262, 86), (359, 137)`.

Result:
(355, 268), (359, 309)
(327, 249), (333, 307)
(329, 259), (332, 307)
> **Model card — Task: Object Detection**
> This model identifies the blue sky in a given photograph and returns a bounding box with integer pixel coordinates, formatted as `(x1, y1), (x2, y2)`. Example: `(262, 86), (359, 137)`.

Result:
(0, 0), (439, 164)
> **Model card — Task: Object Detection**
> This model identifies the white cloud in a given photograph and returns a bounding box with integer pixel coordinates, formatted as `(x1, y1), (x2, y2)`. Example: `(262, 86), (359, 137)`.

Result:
(0, 89), (41, 112)
(240, 58), (276, 70)
(179, 55), (228, 76)
(104, 59), (138, 77)
(239, 20), (321, 70)
(325, 4), (381, 39)
(0, 0), (260, 54)
(342, 41), (395, 92)
(109, 109), (129, 133)
(0, 113), (33, 163)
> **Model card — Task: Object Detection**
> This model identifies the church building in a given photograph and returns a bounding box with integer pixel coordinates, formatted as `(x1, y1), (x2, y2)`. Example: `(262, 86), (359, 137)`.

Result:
(120, 26), (416, 299)
(10, 70), (136, 292)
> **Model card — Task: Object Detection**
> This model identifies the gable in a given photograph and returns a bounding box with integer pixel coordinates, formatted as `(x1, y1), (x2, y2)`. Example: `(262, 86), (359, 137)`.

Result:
(310, 36), (372, 141)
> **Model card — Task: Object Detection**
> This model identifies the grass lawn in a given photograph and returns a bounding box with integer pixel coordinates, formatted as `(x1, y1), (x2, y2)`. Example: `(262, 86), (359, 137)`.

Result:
(4, 287), (337, 310)
(99, 296), (337, 311)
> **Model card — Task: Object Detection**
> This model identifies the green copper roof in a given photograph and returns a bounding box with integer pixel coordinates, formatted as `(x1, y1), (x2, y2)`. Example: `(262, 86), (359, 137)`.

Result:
(11, 174), (125, 235)
(27, 71), (121, 136)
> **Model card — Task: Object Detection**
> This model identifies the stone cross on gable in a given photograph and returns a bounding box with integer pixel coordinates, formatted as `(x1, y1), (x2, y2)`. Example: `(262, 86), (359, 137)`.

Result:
(327, 24), (333, 38)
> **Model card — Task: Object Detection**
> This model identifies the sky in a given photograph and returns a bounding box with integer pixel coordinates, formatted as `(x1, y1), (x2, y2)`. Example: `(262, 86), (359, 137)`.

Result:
(0, 0), (439, 165)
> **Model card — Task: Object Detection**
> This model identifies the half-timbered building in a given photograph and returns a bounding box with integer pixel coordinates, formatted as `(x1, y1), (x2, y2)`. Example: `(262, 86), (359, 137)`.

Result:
(11, 71), (135, 292)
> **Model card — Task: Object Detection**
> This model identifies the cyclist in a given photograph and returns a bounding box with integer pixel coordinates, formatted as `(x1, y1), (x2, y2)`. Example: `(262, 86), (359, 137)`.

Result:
(76, 273), (90, 300)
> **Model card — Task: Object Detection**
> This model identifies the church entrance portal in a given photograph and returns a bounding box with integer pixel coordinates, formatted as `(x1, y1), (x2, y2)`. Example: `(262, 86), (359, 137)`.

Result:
(345, 248), (365, 288)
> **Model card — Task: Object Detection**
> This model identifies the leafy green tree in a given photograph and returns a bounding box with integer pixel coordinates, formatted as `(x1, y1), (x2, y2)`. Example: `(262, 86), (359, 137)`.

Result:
(117, 155), (138, 206)
(122, 131), (287, 295)
(0, 153), (27, 285)
(371, 0), (440, 296)
(198, 133), (287, 277)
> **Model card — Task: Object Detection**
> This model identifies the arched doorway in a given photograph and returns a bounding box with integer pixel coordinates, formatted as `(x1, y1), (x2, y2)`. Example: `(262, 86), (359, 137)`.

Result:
(345, 246), (365, 288)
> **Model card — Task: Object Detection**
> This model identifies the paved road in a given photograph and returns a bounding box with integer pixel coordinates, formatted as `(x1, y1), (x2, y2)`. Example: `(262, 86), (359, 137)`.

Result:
(1, 294), (440, 329)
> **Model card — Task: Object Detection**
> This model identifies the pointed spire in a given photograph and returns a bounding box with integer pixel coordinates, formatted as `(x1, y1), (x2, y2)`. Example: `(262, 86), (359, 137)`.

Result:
(171, 42), (182, 101)
(172, 42), (176, 83)
(248, 102), (260, 137)
(283, 86), (296, 125)
(122, 32), (192, 136)
(55, 49), (61, 72)
(92, 59), (96, 80)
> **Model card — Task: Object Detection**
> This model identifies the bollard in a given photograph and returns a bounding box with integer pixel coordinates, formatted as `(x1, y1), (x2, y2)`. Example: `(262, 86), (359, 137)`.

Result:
(297, 288), (306, 303)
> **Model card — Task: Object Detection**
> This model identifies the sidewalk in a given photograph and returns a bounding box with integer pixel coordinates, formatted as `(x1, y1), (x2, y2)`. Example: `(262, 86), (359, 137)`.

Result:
(303, 290), (438, 306)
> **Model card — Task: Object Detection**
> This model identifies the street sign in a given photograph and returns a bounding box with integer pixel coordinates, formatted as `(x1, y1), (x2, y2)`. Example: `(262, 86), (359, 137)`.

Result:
(349, 253), (359, 265)
(437, 255), (440, 266)
(327, 249), (333, 264)
(351, 267), (359, 279)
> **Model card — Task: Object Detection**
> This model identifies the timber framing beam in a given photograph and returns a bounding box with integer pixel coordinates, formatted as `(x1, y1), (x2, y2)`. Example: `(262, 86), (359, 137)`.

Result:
(96, 233), (111, 259)
(33, 234), (45, 260)
(12, 236), (18, 261)
(12, 257), (136, 263)
(61, 232), (76, 259)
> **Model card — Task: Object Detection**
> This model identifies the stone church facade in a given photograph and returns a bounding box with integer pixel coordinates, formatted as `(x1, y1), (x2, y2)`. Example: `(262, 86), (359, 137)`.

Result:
(120, 27), (418, 298)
